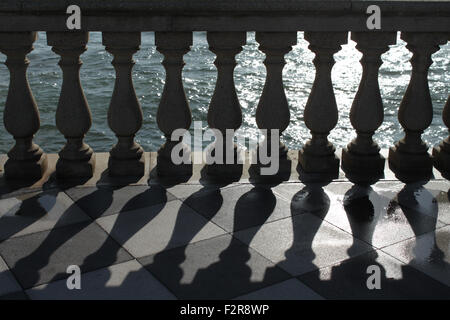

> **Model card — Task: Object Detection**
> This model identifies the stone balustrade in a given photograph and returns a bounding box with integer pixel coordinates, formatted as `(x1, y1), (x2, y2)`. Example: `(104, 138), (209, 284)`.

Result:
(0, 1), (449, 184)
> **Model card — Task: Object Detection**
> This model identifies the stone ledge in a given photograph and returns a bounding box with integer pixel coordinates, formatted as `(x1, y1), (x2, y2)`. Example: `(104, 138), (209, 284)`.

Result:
(0, 149), (446, 197)
(1, 0), (450, 14)
(0, 1), (449, 32)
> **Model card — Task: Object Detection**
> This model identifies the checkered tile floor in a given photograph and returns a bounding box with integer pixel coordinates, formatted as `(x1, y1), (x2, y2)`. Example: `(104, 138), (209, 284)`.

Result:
(0, 180), (449, 299)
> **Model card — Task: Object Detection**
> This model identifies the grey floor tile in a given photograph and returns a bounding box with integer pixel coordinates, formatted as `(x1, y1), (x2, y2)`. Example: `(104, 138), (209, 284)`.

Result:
(0, 290), (28, 300)
(165, 184), (230, 200)
(234, 214), (372, 276)
(278, 182), (444, 249)
(184, 184), (293, 232)
(0, 221), (133, 289)
(335, 184), (444, 249)
(0, 190), (90, 241)
(271, 183), (306, 202)
(234, 279), (323, 300)
(27, 260), (175, 300)
(275, 180), (449, 227)
(393, 181), (450, 225)
(65, 185), (175, 219)
(139, 234), (291, 299)
(0, 255), (22, 297)
(382, 225), (450, 287)
(96, 200), (227, 258)
(298, 250), (450, 299)
(165, 184), (206, 200)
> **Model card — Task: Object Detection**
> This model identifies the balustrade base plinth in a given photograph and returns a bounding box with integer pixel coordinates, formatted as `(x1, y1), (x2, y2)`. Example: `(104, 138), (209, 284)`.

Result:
(250, 158), (292, 183)
(341, 148), (385, 184)
(298, 150), (339, 182)
(108, 155), (145, 177)
(388, 146), (433, 183)
(56, 156), (95, 179)
(156, 142), (192, 178)
(432, 142), (450, 180)
(4, 153), (47, 180)
(157, 161), (192, 178)
(204, 143), (243, 180)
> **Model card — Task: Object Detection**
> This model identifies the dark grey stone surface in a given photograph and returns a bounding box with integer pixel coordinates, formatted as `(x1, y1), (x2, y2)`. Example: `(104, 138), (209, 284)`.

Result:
(2, 0), (449, 13)
(64, 185), (175, 219)
(184, 184), (294, 232)
(96, 200), (227, 258)
(382, 226), (450, 287)
(234, 278), (323, 300)
(0, 256), (22, 297)
(0, 178), (447, 299)
(1, 1), (449, 32)
(298, 250), (450, 299)
(26, 260), (175, 300)
(0, 222), (133, 288)
(235, 214), (372, 276)
(139, 234), (291, 299)
(0, 190), (90, 241)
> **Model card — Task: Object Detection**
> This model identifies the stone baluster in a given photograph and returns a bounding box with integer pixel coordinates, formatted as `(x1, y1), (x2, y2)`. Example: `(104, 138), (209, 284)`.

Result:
(388, 32), (447, 182)
(342, 32), (397, 184)
(299, 32), (348, 181)
(47, 32), (95, 179)
(433, 95), (450, 180)
(155, 32), (192, 177)
(255, 32), (297, 168)
(0, 32), (47, 179)
(206, 32), (246, 177)
(103, 32), (144, 177)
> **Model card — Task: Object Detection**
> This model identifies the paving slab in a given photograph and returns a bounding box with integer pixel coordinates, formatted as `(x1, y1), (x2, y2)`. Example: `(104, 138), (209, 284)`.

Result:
(139, 234), (291, 299)
(234, 214), (372, 276)
(165, 183), (238, 200)
(0, 255), (22, 298)
(64, 185), (175, 219)
(96, 200), (227, 258)
(382, 225), (450, 287)
(234, 278), (323, 300)
(298, 250), (450, 299)
(0, 222), (133, 289)
(184, 184), (294, 232)
(273, 182), (445, 249)
(26, 260), (176, 300)
(0, 190), (90, 241)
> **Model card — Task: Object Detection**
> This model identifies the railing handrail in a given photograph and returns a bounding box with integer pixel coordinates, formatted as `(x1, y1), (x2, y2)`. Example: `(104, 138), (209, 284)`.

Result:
(1, 0), (449, 32)
(1, 0), (450, 14)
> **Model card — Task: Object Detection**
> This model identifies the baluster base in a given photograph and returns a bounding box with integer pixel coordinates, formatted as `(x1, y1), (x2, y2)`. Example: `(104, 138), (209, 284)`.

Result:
(157, 142), (192, 178)
(388, 145), (433, 183)
(432, 140), (450, 180)
(108, 143), (145, 177)
(56, 146), (95, 179)
(205, 163), (243, 180)
(341, 148), (385, 184)
(250, 159), (292, 183)
(157, 160), (192, 178)
(109, 155), (145, 177)
(298, 149), (339, 182)
(251, 143), (291, 178)
(205, 143), (243, 180)
(4, 150), (47, 180)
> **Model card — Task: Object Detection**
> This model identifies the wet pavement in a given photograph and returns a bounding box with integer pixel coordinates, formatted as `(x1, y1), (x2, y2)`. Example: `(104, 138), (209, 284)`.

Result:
(0, 176), (448, 299)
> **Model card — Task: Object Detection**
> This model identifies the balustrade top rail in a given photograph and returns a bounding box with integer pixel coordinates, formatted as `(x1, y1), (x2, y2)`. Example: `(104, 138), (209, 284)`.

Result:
(0, 0), (449, 31)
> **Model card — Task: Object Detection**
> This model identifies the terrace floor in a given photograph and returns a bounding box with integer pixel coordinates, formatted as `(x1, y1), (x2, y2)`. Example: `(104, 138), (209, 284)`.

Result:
(0, 151), (449, 299)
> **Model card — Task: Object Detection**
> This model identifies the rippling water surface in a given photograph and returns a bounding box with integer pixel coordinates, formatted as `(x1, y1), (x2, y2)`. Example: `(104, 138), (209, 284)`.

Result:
(0, 32), (448, 154)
